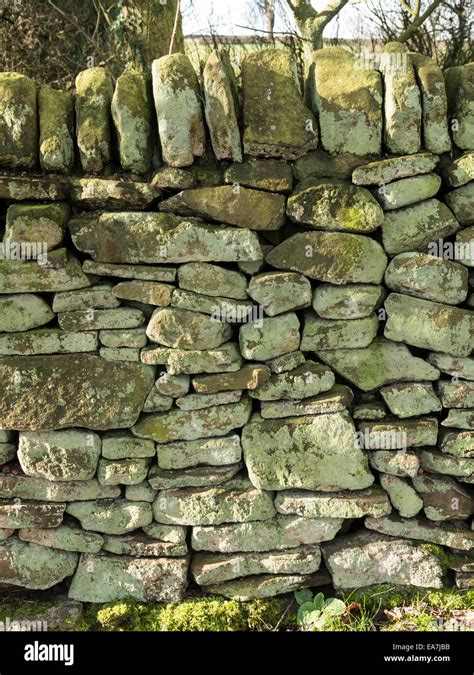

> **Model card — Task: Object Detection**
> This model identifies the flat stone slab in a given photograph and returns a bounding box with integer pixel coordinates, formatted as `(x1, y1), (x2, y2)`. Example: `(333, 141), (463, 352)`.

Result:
(369, 450), (420, 477)
(357, 417), (438, 449)
(260, 385), (353, 419)
(384, 252), (468, 305)
(247, 272), (312, 316)
(159, 186), (286, 231)
(381, 199), (460, 255)
(102, 533), (187, 558)
(352, 152), (439, 185)
(440, 430), (474, 458)
(66, 499), (153, 535)
(384, 293), (473, 357)
(190, 545), (322, 585)
(133, 396), (251, 443)
(275, 487), (391, 519)
(156, 435), (242, 470)
(0, 294), (54, 332)
(317, 337), (439, 392)
(146, 307), (231, 351)
(266, 231), (387, 284)
(192, 514), (344, 552)
(366, 514), (474, 550)
(68, 177), (159, 210)
(152, 477), (275, 526)
(0, 501), (65, 529)
(97, 457), (150, 486)
(250, 361), (335, 401)
(0, 250), (91, 294)
(192, 365), (270, 394)
(374, 173), (441, 210)
(69, 552), (188, 602)
(0, 474), (120, 502)
(70, 212), (262, 264)
(202, 571), (330, 600)
(224, 159), (293, 192)
(102, 433), (155, 460)
(322, 529), (443, 590)
(53, 284), (120, 312)
(239, 313), (300, 361)
(0, 354), (155, 431)
(148, 463), (241, 490)
(82, 260), (176, 282)
(19, 523), (104, 553)
(437, 380), (474, 408)
(242, 411), (374, 491)
(178, 262), (248, 300)
(0, 537), (78, 590)
(141, 343), (243, 374)
(0, 329), (98, 357)
(421, 449), (474, 478)
(442, 409), (474, 430)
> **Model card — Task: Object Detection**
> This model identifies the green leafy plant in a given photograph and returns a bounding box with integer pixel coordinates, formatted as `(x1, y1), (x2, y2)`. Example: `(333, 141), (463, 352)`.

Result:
(295, 590), (346, 631)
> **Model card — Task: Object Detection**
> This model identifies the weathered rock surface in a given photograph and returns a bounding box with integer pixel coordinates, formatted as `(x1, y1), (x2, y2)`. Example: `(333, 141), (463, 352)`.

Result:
(141, 343), (243, 374)
(384, 293), (473, 357)
(313, 284), (384, 320)
(204, 572), (330, 600)
(0, 73), (37, 168)
(225, 159), (293, 193)
(6, 202), (69, 252)
(178, 263), (248, 299)
(260, 385), (353, 419)
(0, 537), (78, 590)
(38, 85), (74, 173)
(66, 499), (152, 535)
(250, 361), (335, 401)
(317, 337), (439, 392)
(275, 487), (391, 518)
(239, 313), (300, 361)
(192, 365), (271, 394)
(156, 435), (241, 470)
(380, 382), (442, 418)
(0, 250), (91, 294)
(366, 514), (474, 550)
(146, 307), (231, 350)
(247, 272), (311, 316)
(266, 232), (387, 284)
(69, 553), (188, 602)
(19, 523), (104, 553)
(152, 54), (205, 167)
(242, 411), (374, 491)
(412, 474), (473, 521)
(375, 173), (441, 210)
(152, 477), (275, 526)
(379, 474), (423, 518)
(242, 49), (318, 159)
(352, 152), (439, 185)
(0, 354), (154, 430)
(75, 67), (113, 173)
(133, 396), (251, 443)
(0, 501), (65, 529)
(322, 530), (443, 589)
(301, 311), (378, 351)
(444, 63), (474, 150)
(0, 294), (54, 333)
(0, 329), (98, 356)
(0, 474), (120, 502)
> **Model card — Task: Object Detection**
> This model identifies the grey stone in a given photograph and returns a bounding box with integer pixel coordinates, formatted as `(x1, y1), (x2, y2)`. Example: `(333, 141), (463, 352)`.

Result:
(66, 499), (152, 535)
(275, 487), (391, 518)
(0, 537), (77, 590)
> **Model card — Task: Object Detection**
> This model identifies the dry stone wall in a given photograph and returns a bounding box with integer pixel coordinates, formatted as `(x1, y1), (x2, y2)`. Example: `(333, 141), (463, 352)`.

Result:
(0, 43), (473, 603)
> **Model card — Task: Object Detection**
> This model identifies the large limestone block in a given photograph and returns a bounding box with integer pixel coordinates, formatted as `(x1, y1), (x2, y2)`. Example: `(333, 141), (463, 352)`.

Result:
(0, 294), (54, 333)
(309, 47), (382, 155)
(287, 179), (384, 232)
(111, 68), (152, 174)
(409, 53), (451, 154)
(384, 293), (474, 357)
(0, 537), (77, 590)
(317, 337), (439, 392)
(203, 50), (241, 162)
(75, 67), (113, 173)
(66, 499), (152, 535)
(18, 430), (101, 481)
(69, 212), (262, 264)
(69, 553), (188, 603)
(0, 73), (37, 168)
(381, 42), (421, 154)
(384, 252), (468, 305)
(38, 85), (74, 173)
(0, 329), (98, 357)
(152, 477), (276, 526)
(382, 199), (460, 255)
(0, 474), (120, 502)
(152, 54), (205, 167)
(192, 514), (344, 552)
(132, 396), (252, 443)
(159, 186), (286, 231)
(266, 232), (387, 284)
(444, 63), (474, 150)
(275, 487), (391, 519)
(191, 546), (322, 585)
(242, 49), (318, 159)
(242, 411), (374, 491)
(322, 530), (444, 589)
(0, 354), (155, 431)
(366, 514), (474, 550)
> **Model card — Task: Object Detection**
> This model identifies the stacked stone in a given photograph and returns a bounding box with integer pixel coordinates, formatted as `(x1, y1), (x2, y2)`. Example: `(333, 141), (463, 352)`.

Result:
(0, 45), (473, 602)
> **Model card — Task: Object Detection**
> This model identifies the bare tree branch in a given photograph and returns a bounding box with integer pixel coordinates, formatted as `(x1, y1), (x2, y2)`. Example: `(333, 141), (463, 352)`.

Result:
(398, 0), (445, 41)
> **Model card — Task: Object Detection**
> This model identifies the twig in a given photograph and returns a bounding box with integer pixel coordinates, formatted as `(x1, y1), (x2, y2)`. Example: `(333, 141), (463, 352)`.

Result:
(169, 0), (181, 55)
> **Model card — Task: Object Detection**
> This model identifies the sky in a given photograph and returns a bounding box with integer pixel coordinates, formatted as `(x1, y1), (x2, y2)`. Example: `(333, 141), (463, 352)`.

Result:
(180, 0), (376, 39)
